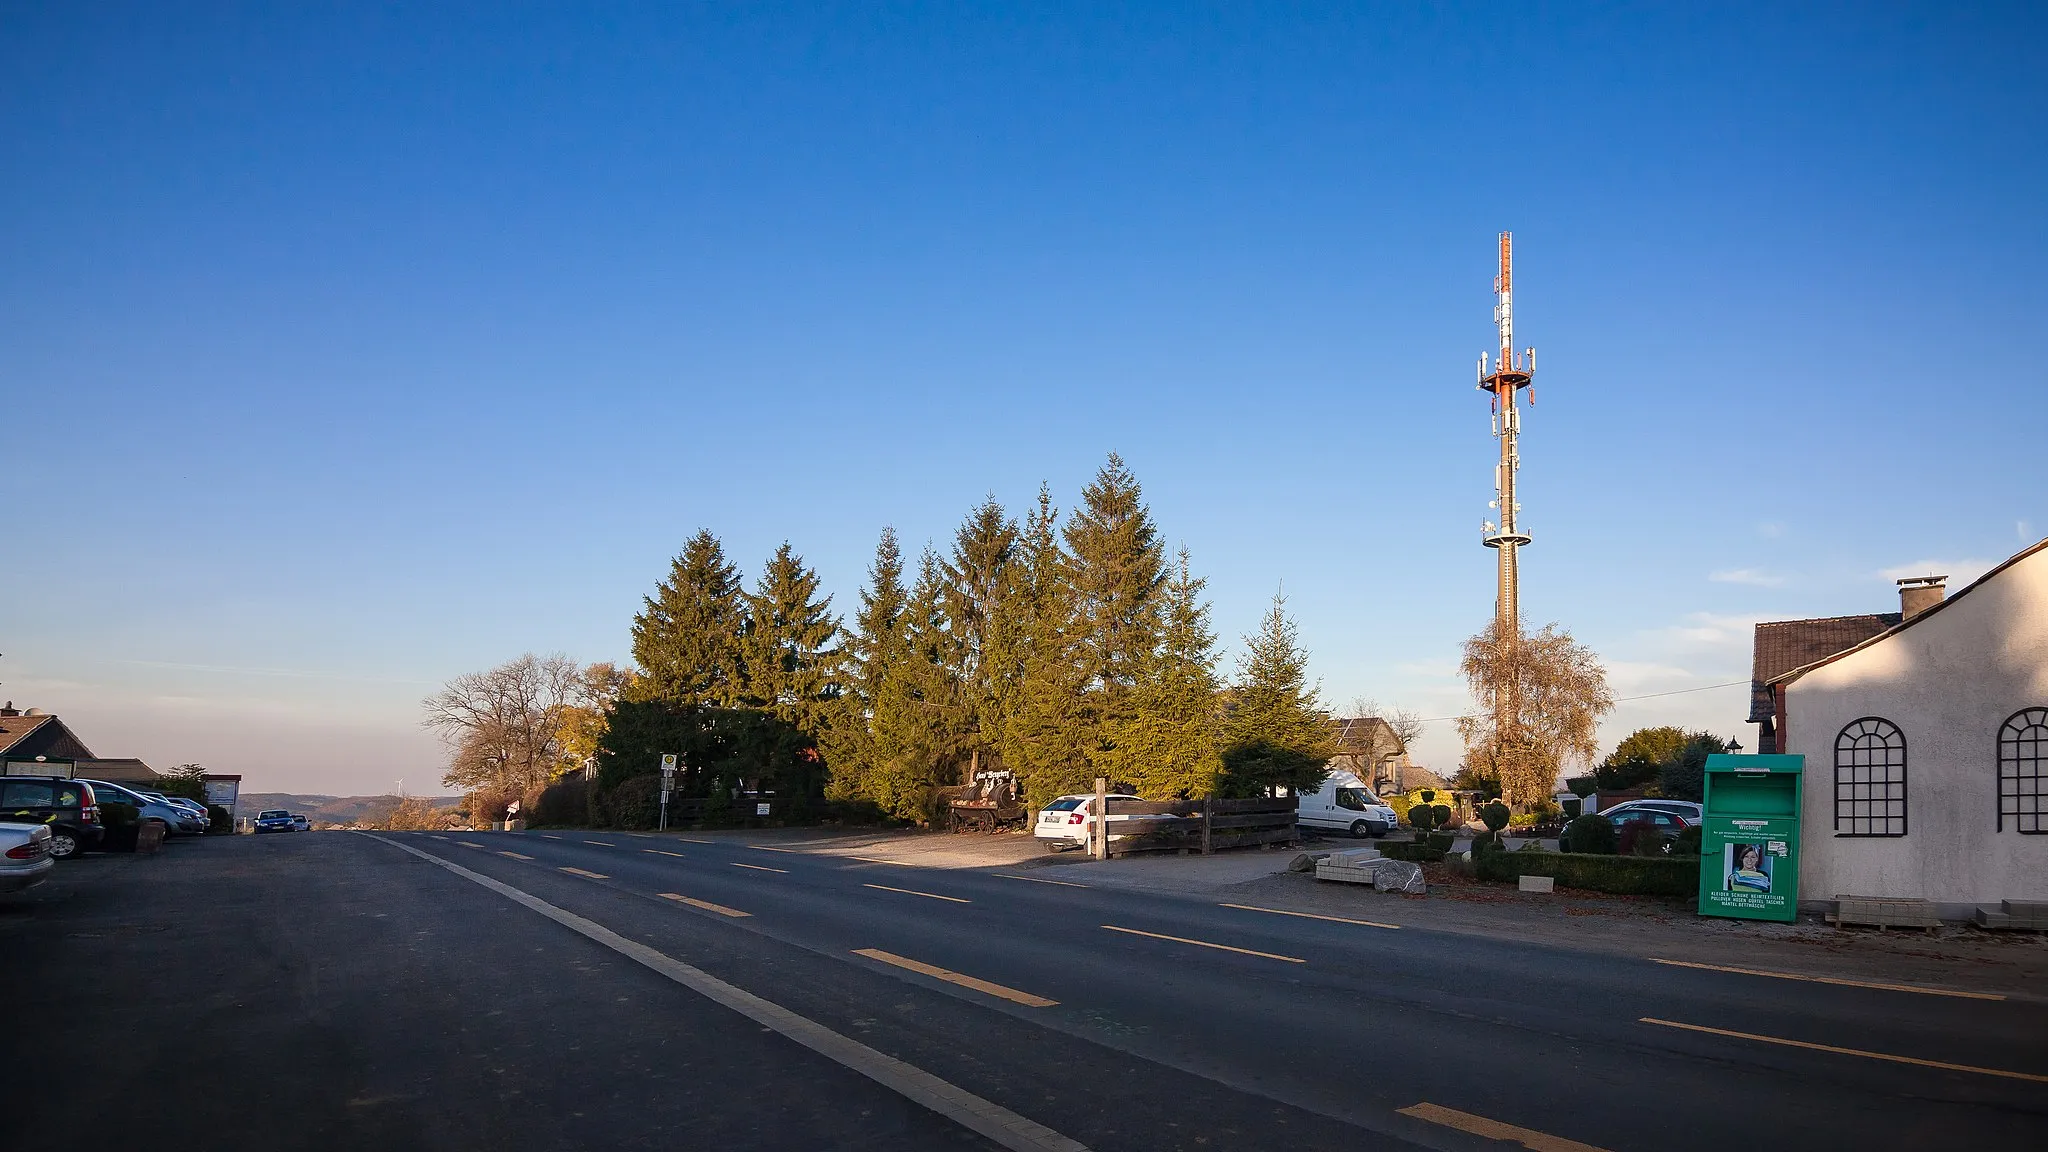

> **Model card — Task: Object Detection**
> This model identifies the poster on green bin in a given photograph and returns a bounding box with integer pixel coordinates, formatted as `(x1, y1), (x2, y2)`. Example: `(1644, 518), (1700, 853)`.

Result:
(1697, 754), (1802, 923)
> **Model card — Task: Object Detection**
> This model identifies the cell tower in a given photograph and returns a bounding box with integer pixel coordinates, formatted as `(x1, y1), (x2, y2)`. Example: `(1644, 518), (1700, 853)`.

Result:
(1477, 231), (1534, 638)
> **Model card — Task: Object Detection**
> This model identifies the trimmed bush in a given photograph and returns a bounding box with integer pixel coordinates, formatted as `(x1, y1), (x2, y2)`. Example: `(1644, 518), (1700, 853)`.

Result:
(1560, 813), (1618, 855)
(595, 776), (661, 830)
(1672, 825), (1703, 857)
(1616, 816), (1669, 857)
(205, 804), (233, 834)
(1375, 841), (1448, 863)
(1478, 801), (1511, 833)
(1475, 849), (1698, 896)
(533, 778), (591, 828)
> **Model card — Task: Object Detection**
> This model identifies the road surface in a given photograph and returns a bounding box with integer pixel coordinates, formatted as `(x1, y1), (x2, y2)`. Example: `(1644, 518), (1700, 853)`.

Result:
(7, 830), (2043, 1150)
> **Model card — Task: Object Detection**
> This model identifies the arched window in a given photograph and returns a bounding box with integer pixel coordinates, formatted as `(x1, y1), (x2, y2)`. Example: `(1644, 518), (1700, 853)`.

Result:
(1835, 717), (1907, 836)
(1998, 708), (2047, 834)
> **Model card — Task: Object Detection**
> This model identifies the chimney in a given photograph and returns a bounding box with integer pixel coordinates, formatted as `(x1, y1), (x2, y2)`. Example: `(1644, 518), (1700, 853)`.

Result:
(1897, 575), (1947, 620)
(0, 701), (17, 717)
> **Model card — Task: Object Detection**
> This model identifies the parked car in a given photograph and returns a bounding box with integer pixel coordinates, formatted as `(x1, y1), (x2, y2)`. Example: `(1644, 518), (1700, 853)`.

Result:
(1601, 799), (1702, 826)
(1033, 793), (1182, 850)
(161, 796), (213, 830)
(79, 780), (188, 837)
(0, 823), (55, 893)
(290, 814), (311, 832)
(134, 790), (210, 834)
(254, 810), (296, 834)
(1295, 774), (1399, 837)
(0, 776), (105, 859)
(1605, 806), (1691, 851)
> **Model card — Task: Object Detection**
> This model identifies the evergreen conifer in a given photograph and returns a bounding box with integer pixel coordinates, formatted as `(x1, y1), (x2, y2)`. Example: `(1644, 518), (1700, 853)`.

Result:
(630, 529), (747, 707)
(1221, 590), (1336, 796)
(1104, 548), (1224, 799)
(741, 542), (841, 737)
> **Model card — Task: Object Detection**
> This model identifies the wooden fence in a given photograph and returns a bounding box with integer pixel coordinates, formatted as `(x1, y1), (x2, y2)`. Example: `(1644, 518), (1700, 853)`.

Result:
(1098, 797), (1298, 856)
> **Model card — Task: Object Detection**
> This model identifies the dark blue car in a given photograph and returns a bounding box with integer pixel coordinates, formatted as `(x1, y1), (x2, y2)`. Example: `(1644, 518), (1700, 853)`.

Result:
(254, 809), (296, 834)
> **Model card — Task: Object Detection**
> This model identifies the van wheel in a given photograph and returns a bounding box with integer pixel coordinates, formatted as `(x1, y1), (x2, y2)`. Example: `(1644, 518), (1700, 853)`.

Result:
(48, 830), (79, 858)
(1350, 820), (1370, 839)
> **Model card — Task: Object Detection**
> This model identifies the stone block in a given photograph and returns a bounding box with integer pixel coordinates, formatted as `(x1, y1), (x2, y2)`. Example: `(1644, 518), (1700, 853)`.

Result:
(1372, 859), (1426, 894)
(1518, 874), (1555, 894)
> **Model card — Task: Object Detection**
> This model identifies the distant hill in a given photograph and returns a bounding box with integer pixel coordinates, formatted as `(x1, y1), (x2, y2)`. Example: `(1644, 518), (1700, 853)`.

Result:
(240, 793), (459, 827)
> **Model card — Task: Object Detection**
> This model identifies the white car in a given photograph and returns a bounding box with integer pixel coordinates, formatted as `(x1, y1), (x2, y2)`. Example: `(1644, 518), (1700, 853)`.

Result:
(1601, 799), (1702, 826)
(1033, 794), (1180, 850)
(1296, 773), (1399, 837)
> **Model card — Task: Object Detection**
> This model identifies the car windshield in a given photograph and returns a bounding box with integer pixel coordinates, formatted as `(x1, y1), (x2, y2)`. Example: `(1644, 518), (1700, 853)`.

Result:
(1335, 788), (1369, 811)
(259, 810), (289, 819)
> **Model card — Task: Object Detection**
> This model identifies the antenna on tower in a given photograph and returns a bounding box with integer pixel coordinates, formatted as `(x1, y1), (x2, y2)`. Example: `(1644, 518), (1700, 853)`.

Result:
(1478, 232), (1535, 638)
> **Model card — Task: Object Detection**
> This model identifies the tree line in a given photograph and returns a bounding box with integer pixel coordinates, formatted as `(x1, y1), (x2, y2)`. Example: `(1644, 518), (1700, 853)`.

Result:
(429, 454), (1338, 824)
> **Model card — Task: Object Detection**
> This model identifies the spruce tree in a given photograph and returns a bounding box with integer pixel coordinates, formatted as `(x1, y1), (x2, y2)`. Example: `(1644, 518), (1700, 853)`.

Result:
(630, 529), (747, 707)
(1002, 486), (1095, 807)
(1105, 548), (1224, 799)
(1063, 454), (1168, 705)
(941, 495), (1020, 773)
(862, 549), (971, 821)
(741, 542), (841, 737)
(823, 528), (907, 807)
(1221, 589), (1336, 796)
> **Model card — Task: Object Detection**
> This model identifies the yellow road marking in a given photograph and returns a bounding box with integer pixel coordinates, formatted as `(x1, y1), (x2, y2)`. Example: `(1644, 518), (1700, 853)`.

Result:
(499, 851), (534, 861)
(863, 882), (970, 904)
(994, 873), (1091, 888)
(457, 841), (486, 848)
(849, 856), (921, 866)
(1100, 924), (1303, 963)
(660, 893), (750, 918)
(1220, 902), (1400, 930)
(670, 837), (713, 844)
(542, 834), (561, 840)
(748, 844), (803, 854)
(1398, 1102), (1607, 1152)
(1640, 1018), (2048, 1084)
(643, 849), (687, 858)
(428, 835), (449, 841)
(853, 949), (1058, 1008)
(559, 866), (608, 879)
(731, 862), (788, 874)
(583, 840), (615, 847)
(1649, 957), (2003, 1001)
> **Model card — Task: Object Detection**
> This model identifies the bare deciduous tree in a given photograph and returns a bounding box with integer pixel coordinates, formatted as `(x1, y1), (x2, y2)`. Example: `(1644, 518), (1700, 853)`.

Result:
(422, 653), (590, 795)
(1456, 620), (1612, 807)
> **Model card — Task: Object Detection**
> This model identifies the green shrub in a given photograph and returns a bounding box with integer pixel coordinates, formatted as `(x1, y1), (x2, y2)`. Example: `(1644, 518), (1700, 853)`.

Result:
(1478, 801), (1511, 833)
(597, 776), (661, 830)
(1616, 816), (1669, 857)
(1409, 802), (1441, 837)
(1474, 850), (1698, 896)
(1671, 825), (1703, 857)
(1375, 841), (1447, 863)
(533, 778), (590, 828)
(1560, 813), (1618, 855)
(205, 804), (233, 834)
(148, 777), (207, 803)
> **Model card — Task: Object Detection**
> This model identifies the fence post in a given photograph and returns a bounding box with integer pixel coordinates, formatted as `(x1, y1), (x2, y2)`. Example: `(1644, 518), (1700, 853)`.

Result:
(1093, 776), (1108, 860)
(1201, 796), (1213, 855)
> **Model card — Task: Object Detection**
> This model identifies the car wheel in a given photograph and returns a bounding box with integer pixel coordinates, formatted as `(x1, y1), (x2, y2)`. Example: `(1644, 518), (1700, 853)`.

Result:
(48, 830), (79, 859)
(1350, 820), (1370, 839)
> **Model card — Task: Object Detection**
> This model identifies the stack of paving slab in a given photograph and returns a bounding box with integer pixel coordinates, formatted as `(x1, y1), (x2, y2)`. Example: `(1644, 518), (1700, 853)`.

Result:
(1974, 900), (2048, 932)
(1313, 847), (1386, 885)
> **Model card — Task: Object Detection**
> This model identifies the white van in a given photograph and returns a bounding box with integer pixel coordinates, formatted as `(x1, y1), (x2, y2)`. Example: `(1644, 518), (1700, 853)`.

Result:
(1296, 772), (1398, 837)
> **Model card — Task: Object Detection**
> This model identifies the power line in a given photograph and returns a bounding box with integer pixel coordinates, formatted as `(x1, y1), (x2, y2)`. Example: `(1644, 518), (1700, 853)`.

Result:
(1408, 679), (1749, 724)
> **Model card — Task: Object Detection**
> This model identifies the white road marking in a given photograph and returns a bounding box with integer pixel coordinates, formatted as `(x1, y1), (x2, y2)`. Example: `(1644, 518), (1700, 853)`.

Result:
(362, 833), (1087, 1152)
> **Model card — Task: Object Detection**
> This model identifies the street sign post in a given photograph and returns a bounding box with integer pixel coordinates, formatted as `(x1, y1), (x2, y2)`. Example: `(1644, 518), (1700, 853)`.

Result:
(659, 754), (678, 831)
(1697, 753), (1803, 923)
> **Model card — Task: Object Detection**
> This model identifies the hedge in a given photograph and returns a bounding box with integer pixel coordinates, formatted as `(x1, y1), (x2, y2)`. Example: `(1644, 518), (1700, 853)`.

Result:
(1475, 849), (1698, 896)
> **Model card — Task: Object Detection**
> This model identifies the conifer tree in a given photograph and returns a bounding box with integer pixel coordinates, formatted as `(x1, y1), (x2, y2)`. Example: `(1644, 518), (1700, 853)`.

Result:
(1063, 454), (1168, 708)
(1221, 589), (1336, 796)
(741, 542), (841, 737)
(941, 496), (1020, 771)
(1002, 487), (1095, 807)
(861, 549), (972, 820)
(823, 528), (907, 807)
(630, 529), (747, 706)
(1104, 548), (1224, 799)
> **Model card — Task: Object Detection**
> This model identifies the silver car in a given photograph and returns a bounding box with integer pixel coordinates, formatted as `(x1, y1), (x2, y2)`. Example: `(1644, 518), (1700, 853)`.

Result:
(78, 780), (187, 837)
(0, 823), (55, 894)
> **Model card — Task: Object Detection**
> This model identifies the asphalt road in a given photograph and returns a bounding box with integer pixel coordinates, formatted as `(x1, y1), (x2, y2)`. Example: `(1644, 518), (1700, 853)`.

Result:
(6, 830), (2044, 1151)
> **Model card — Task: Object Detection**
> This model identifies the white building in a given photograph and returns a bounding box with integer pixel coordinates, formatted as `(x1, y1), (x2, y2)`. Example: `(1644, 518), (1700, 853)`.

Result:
(1764, 539), (2048, 917)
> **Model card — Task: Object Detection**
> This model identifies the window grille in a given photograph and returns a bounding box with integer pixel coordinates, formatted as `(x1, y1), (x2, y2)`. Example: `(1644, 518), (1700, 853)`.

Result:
(1835, 717), (1907, 836)
(1998, 708), (2047, 834)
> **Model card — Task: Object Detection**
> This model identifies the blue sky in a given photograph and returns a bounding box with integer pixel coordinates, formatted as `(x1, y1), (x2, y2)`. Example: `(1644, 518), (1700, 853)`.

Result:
(5, 3), (2043, 795)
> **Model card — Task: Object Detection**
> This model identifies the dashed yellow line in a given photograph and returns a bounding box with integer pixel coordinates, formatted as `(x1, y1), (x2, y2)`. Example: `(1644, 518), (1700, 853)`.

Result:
(457, 841), (486, 848)
(644, 849), (687, 858)
(583, 840), (615, 847)
(1640, 1018), (2048, 1084)
(661, 893), (750, 918)
(854, 949), (1057, 1008)
(1100, 924), (1302, 963)
(748, 844), (803, 854)
(731, 862), (788, 874)
(542, 834), (562, 840)
(849, 856), (921, 867)
(1649, 958), (2003, 1001)
(994, 873), (1091, 888)
(428, 835), (449, 841)
(499, 851), (534, 861)
(1219, 902), (1400, 930)
(559, 866), (608, 879)
(1398, 1102), (1608, 1151)
(863, 882), (970, 904)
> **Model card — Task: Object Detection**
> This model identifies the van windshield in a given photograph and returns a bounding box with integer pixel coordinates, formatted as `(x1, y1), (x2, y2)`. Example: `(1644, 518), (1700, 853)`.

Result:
(1335, 788), (1370, 811)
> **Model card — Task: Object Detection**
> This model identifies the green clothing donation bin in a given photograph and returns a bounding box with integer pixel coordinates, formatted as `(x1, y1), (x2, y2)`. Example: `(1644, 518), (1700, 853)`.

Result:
(1697, 754), (1803, 922)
